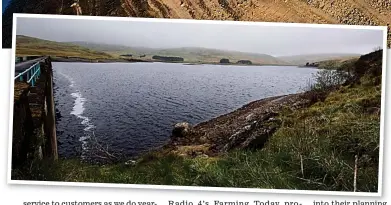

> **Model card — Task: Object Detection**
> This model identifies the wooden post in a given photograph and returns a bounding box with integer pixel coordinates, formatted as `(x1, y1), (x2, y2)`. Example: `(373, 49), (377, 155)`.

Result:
(354, 155), (358, 192)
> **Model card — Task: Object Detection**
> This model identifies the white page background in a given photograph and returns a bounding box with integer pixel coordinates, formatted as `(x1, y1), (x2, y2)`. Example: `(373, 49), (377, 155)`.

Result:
(0, 49), (390, 204)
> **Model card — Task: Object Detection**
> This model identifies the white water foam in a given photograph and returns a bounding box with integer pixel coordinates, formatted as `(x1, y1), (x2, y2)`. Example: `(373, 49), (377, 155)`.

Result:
(58, 72), (96, 155)
(70, 92), (96, 132)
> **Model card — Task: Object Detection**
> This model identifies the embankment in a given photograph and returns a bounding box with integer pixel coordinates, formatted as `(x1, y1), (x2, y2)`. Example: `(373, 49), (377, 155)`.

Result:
(12, 57), (58, 170)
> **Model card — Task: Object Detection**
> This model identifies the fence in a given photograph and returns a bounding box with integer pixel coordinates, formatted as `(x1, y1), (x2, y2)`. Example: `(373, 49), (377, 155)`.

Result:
(14, 61), (42, 87)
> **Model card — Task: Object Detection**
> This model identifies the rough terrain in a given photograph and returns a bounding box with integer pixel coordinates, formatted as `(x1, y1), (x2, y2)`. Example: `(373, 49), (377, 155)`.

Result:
(3, 0), (390, 48)
(164, 92), (316, 157)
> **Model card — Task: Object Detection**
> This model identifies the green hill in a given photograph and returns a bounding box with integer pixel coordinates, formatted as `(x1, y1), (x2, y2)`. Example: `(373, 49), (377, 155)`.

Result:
(16, 35), (115, 60)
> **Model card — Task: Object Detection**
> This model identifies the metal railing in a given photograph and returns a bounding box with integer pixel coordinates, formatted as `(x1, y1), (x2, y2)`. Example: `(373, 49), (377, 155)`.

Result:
(14, 61), (42, 87)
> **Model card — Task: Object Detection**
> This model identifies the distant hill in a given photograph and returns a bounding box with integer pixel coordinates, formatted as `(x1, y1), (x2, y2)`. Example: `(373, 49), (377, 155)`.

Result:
(149, 47), (286, 64)
(278, 53), (362, 65)
(69, 42), (287, 65)
(16, 36), (361, 66)
(16, 35), (115, 60)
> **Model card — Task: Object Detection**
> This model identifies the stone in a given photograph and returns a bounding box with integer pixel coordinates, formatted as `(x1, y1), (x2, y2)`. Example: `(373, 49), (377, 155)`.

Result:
(245, 113), (254, 121)
(172, 122), (192, 138)
(125, 160), (137, 166)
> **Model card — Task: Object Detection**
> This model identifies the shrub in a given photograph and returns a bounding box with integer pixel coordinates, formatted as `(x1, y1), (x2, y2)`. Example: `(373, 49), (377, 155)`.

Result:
(304, 69), (350, 103)
(310, 69), (349, 91)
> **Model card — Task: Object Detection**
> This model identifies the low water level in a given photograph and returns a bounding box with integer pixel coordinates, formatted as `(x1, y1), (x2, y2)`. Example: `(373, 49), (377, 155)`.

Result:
(53, 62), (318, 158)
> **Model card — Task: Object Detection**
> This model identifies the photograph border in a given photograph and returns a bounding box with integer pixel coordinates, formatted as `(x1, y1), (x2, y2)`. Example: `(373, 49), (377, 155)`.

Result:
(7, 13), (389, 197)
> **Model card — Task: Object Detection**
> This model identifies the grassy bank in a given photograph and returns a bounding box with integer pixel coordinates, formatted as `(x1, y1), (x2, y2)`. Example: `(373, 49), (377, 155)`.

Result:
(12, 50), (382, 192)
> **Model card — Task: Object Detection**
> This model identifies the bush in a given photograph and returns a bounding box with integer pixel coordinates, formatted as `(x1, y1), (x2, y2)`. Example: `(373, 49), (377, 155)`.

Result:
(310, 69), (349, 91)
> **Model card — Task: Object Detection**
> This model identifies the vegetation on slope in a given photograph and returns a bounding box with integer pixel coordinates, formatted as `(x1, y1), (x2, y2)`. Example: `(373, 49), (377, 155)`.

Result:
(12, 50), (383, 192)
(16, 35), (115, 60)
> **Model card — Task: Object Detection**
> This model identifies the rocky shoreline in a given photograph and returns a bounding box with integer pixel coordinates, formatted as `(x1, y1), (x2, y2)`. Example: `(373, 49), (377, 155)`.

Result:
(160, 91), (318, 158)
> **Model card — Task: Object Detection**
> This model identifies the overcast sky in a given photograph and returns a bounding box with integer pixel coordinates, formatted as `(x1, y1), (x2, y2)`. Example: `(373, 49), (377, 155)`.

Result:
(16, 17), (384, 56)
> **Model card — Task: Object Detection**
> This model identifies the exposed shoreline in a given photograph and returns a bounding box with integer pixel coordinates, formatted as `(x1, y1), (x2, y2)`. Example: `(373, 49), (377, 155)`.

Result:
(157, 91), (317, 158)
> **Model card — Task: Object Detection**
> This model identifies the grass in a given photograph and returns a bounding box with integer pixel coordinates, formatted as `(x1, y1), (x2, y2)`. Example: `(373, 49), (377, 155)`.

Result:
(12, 82), (380, 192)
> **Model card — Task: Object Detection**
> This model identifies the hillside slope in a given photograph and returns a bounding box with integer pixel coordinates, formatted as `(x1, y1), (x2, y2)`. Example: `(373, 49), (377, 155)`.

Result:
(279, 53), (361, 65)
(3, 0), (390, 48)
(15, 35), (115, 60)
(70, 42), (286, 64)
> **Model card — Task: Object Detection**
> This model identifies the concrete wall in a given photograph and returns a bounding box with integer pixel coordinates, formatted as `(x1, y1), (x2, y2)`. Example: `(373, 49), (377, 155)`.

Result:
(12, 82), (34, 167)
(12, 57), (58, 168)
(42, 57), (58, 160)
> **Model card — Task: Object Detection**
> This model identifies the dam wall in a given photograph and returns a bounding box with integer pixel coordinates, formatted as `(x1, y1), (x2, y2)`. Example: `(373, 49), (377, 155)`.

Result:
(12, 57), (57, 168)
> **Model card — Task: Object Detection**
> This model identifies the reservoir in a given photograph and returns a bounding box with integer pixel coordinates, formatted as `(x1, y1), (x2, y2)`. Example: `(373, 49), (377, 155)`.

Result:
(53, 62), (318, 159)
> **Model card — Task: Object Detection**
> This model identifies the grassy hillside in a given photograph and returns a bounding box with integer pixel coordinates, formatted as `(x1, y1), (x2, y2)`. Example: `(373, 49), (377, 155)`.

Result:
(70, 42), (287, 65)
(12, 50), (383, 192)
(16, 36), (286, 64)
(278, 53), (361, 65)
(68, 41), (156, 54)
(16, 35), (115, 60)
(315, 57), (360, 70)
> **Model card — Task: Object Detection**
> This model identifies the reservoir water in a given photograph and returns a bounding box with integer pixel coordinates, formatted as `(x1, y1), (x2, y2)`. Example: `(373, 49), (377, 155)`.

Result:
(53, 62), (318, 159)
